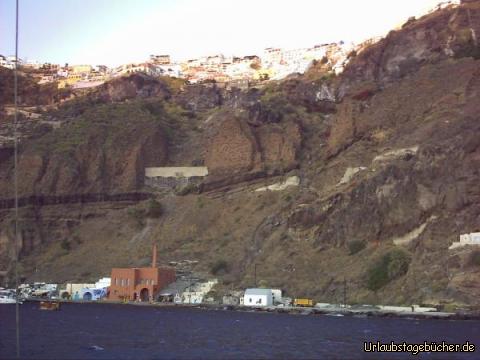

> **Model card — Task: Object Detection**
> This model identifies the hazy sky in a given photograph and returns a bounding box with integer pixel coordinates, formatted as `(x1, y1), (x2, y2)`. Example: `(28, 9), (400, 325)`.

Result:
(0, 0), (442, 66)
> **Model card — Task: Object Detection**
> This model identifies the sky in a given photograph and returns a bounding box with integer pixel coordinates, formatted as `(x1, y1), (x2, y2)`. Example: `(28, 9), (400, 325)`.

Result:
(0, 0), (443, 67)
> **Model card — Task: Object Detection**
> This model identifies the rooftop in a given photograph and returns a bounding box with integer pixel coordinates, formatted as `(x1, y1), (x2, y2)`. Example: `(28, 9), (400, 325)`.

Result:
(244, 288), (273, 296)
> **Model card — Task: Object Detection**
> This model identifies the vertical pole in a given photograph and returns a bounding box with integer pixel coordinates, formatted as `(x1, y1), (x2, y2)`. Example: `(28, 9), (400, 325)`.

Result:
(254, 264), (257, 287)
(343, 277), (347, 308)
(446, 248), (450, 281)
(14, 0), (20, 358)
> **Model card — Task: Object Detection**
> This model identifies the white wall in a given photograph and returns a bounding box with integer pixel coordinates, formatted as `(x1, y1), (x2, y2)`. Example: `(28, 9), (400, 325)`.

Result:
(379, 305), (437, 312)
(66, 283), (94, 296)
(95, 277), (111, 289)
(182, 292), (203, 304)
(145, 167), (208, 178)
(177, 279), (217, 304)
(243, 294), (272, 307)
(449, 232), (480, 249)
(271, 289), (282, 304)
(460, 233), (480, 244)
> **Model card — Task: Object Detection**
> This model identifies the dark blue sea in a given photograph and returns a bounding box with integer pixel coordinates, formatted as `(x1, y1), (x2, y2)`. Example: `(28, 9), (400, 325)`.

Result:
(1, 302), (479, 359)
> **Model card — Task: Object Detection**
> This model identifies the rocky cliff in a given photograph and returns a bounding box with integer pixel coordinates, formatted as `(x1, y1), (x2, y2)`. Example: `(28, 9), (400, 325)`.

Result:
(203, 110), (301, 189)
(0, 102), (168, 197)
(0, 0), (479, 307)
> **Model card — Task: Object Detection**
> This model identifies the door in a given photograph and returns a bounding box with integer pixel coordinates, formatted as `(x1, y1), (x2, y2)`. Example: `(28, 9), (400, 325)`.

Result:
(140, 288), (149, 302)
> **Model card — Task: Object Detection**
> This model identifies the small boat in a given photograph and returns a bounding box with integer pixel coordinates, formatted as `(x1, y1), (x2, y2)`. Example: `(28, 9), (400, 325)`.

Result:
(39, 301), (60, 310)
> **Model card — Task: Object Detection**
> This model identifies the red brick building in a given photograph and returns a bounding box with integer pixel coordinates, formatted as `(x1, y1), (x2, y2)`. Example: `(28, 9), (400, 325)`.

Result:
(108, 245), (175, 302)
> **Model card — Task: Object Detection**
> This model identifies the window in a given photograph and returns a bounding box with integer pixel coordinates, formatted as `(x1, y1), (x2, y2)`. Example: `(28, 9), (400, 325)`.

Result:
(115, 278), (118, 286)
(127, 279), (130, 286)
(121, 279), (125, 287)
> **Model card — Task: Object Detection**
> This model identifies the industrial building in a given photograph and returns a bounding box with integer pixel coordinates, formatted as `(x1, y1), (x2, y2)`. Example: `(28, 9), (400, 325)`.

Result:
(108, 245), (176, 302)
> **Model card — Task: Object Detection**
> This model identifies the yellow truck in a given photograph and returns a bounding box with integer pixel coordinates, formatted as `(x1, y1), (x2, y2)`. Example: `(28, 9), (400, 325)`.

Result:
(294, 298), (313, 307)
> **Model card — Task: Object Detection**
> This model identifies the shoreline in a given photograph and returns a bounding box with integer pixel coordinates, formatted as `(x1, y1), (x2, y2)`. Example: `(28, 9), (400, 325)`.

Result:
(23, 299), (480, 321)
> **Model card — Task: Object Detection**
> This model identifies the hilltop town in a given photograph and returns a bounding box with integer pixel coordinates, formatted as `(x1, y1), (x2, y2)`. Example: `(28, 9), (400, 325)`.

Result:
(0, 41), (362, 89)
(0, 0), (461, 90)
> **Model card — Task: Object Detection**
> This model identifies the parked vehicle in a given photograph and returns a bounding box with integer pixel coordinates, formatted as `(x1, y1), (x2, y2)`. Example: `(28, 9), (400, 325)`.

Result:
(294, 298), (313, 307)
(0, 289), (20, 304)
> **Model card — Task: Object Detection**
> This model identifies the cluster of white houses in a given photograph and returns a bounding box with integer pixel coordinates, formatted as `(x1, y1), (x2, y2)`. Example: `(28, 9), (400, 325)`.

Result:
(0, 40), (359, 89)
(2, 1), (466, 88)
(14, 276), (288, 307)
(148, 41), (356, 83)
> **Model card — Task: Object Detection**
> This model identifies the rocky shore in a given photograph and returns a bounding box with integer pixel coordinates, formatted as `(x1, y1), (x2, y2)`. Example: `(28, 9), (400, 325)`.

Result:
(25, 299), (480, 321)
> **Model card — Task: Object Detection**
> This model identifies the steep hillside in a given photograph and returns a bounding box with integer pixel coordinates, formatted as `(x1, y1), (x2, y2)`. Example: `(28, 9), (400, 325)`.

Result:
(1, 0), (479, 308)
(0, 67), (70, 107)
(0, 102), (168, 197)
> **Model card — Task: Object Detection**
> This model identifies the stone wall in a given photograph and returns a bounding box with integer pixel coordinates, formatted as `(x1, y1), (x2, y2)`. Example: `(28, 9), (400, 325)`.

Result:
(145, 167), (208, 178)
(144, 167), (208, 189)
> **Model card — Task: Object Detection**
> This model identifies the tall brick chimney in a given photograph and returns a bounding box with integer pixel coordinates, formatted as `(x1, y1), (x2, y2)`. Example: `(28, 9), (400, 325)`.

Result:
(152, 243), (157, 268)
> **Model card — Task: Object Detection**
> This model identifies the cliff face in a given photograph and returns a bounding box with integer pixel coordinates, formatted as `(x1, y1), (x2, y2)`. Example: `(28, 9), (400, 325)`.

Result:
(338, 0), (480, 97)
(204, 111), (301, 188)
(93, 73), (173, 103)
(1, 1), (480, 307)
(0, 102), (169, 197)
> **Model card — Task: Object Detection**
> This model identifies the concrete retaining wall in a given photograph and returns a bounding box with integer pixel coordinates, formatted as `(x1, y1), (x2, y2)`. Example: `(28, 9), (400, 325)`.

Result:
(145, 167), (208, 178)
